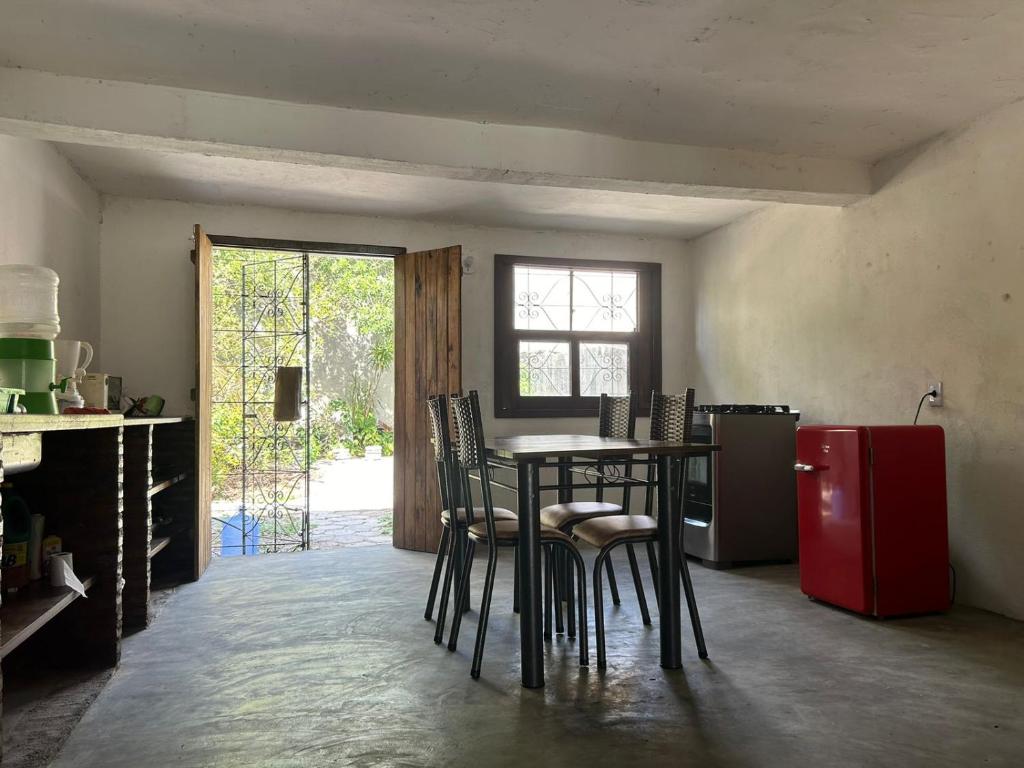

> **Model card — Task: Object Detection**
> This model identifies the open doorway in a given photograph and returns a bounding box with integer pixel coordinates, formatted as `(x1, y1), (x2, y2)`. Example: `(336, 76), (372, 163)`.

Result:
(207, 238), (401, 556)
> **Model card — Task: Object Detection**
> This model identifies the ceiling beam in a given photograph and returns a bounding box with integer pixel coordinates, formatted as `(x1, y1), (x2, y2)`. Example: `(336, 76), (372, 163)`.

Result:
(0, 67), (871, 206)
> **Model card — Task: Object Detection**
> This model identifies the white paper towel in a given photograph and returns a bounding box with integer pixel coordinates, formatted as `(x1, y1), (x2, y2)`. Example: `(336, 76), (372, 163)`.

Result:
(49, 553), (87, 597)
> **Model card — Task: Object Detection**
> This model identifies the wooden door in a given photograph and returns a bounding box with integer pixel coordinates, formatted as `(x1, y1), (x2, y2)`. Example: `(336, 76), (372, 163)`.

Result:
(393, 246), (462, 552)
(192, 225), (213, 578)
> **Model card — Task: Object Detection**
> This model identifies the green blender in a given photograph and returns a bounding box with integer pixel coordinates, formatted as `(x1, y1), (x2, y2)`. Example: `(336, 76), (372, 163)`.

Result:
(0, 339), (58, 414)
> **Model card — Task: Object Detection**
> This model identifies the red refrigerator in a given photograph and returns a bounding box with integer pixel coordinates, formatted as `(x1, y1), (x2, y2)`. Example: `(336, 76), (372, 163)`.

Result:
(795, 425), (949, 617)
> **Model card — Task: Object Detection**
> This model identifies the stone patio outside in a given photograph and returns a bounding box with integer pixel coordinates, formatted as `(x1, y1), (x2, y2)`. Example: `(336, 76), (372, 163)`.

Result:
(308, 455), (393, 548)
(212, 456), (393, 553)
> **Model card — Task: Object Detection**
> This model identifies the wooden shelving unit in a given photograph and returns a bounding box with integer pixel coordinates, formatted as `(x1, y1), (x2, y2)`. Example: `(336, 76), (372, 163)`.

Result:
(0, 414), (197, 762)
(148, 537), (171, 558)
(0, 416), (126, 762)
(148, 473), (186, 498)
(0, 576), (96, 660)
(122, 417), (196, 630)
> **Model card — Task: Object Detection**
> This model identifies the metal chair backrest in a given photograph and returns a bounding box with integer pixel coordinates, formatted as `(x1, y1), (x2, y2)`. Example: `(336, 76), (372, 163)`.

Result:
(449, 390), (498, 539)
(649, 388), (696, 442)
(426, 394), (461, 517)
(595, 392), (637, 503)
(598, 393), (637, 439)
(645, 388), (697, 516)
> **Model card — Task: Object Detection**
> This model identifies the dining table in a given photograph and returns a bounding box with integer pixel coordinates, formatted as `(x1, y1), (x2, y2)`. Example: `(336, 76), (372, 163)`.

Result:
(485, 434), (721, 689)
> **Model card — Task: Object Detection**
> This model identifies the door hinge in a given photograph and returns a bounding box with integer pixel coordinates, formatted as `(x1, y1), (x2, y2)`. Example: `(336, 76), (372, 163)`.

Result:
(190, 387), (196, 402)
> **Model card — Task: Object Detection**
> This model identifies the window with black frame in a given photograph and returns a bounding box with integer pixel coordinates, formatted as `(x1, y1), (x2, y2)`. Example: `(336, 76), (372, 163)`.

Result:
(493, 254), (661, 418)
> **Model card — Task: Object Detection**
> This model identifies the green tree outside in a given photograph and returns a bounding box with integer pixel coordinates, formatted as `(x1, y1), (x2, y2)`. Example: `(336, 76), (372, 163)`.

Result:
(211, 248), (394, 502)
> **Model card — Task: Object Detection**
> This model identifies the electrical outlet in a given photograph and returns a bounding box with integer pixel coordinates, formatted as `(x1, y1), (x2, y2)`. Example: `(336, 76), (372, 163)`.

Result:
(928, 381), (943, 407)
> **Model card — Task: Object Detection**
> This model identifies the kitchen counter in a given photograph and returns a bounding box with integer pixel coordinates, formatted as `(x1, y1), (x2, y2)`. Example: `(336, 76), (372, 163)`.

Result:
(0, 413), (123, 433)
(0, 414), (191, 433)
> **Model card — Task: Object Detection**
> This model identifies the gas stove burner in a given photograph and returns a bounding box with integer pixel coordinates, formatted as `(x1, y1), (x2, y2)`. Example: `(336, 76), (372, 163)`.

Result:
(696, 404), (791, 415)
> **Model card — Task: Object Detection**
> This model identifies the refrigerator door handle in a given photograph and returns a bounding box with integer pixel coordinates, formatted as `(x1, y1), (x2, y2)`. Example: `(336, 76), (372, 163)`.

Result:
(794, 462), (820, 472)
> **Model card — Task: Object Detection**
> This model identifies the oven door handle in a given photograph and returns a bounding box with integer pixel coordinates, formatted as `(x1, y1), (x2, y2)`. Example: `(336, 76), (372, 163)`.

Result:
(793, 462), (821, 473)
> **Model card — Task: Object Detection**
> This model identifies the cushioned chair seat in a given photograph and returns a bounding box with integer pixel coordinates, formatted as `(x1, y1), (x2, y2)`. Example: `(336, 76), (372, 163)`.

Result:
(442, 506), (516, 525)
(539, 501), (623, 529)
(467, 519), (574, 544)
(572, 515), (658, 548)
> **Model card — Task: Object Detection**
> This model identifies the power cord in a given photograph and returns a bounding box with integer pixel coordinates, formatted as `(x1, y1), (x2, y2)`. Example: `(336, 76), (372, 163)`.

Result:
(913, 388), (938, 425)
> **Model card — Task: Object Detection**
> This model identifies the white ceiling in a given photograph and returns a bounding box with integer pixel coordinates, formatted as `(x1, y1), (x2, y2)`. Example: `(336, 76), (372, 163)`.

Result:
(56, 143), (766, 238)
(4, 0), (1024, 161)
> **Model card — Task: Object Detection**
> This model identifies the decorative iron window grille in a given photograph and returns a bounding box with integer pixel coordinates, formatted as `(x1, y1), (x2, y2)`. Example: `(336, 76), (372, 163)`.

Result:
(494, 254), (661, 418)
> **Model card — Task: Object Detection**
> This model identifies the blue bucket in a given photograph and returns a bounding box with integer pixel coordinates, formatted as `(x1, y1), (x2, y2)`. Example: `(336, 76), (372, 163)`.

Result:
(220, 511), (261, 556)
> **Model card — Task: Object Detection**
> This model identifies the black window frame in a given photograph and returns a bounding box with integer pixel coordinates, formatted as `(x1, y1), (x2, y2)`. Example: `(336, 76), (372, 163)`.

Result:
(493, 254), (662, 419)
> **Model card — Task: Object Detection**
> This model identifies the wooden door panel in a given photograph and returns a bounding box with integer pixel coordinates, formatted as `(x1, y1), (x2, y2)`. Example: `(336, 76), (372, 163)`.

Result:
(193, 224), (213, 578)
(393, 246), (462, 552)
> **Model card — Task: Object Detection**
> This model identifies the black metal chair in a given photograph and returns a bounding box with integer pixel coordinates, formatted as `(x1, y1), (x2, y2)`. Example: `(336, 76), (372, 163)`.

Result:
(446, 390), (589, 678)
(424, 394), (516, 645)
(572, 389), (708, 669)
(540, 392), (652, 625)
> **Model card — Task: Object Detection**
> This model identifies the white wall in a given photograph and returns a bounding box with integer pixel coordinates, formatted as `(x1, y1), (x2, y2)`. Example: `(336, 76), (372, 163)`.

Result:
(688, 100), (1024, 620)
(98, 197), (689, 441)
(0, 136), (101, 357)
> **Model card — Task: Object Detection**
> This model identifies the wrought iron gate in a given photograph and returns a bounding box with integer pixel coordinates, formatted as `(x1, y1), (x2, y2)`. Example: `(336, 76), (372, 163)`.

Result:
(212, 250), (310, 554)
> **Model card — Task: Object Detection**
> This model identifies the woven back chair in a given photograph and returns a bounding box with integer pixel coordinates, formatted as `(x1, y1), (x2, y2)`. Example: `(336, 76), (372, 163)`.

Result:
(598, 392), (638, 439)
(426, 394), (459, 514)
(449, 391), (496, 539)
(537, 392), (641, 633)
(594, 392), (638, 503)
(649, 388), (696, 442)
(425, 393), (519, 645)
(645, 388), (695, 516)
(423, 395), (459, 638)
(446, 390), (589, 678)
(572, 387), (707, 668)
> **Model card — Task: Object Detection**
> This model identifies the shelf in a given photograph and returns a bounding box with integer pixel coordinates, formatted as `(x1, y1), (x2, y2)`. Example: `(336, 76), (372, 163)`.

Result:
(122, 416), (191, 427)
(0, 414), (123, 434)
(149, 536), (171, 558)
(0, 575), (96, 659)
(148, 473), (187, 498)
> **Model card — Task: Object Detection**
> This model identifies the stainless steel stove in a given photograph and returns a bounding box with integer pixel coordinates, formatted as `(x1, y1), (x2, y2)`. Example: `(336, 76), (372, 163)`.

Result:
(695, 404), (792, 415)
(682, 404), (799, 568)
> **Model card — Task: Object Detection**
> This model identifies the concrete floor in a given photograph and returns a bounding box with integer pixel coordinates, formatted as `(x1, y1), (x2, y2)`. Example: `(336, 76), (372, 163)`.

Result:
(51, 547), (1023, 768)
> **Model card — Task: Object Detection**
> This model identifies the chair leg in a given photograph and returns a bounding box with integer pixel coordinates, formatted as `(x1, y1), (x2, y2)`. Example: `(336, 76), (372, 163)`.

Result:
(646, 541), (660, 609)
(553, 547), (565, 635)
(454, 526), (470, 614)
(447, 539), (476, 652)
(425, 525), (450, 621)
(470, 546), (499, 679)
(433, 525), (459, 644)
(679, 556), (708, 659)
(593, 549), (609, 669)
(564, 544), (576, 639)
(625, 543), (652, 626)
(564, 546), (589, 667)
(544, 545), (553, 641)
(513, 545), (520, 614)
(605, 555), (621, 606)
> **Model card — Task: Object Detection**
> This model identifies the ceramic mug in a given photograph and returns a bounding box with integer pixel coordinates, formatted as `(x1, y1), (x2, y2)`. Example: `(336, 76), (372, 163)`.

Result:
(53, 340), (93, 381)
